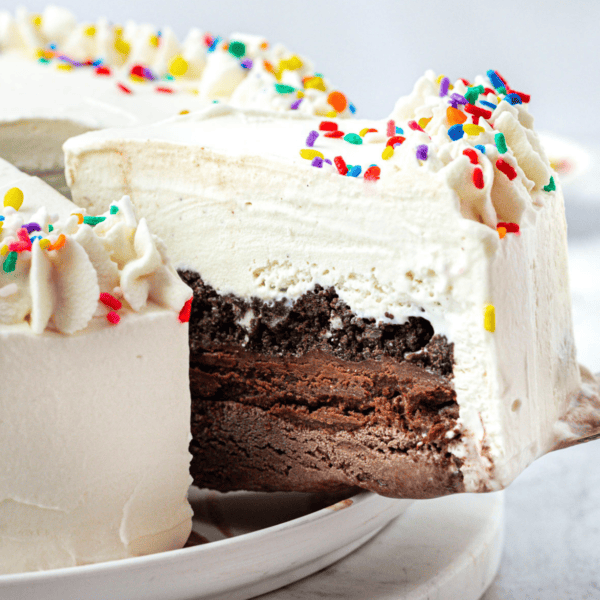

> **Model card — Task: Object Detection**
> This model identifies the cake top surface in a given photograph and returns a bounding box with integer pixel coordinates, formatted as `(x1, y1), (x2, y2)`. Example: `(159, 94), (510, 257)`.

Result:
(66, 69), (558, 231)
(0, 6), (355, 125)
(0, 159), (191, 334)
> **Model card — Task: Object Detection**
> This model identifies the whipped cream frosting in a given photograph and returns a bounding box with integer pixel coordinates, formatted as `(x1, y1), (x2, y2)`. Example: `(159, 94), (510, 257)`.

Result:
(0, 159), (193, 573)
(0, 6), (354, 174)
(64, 69), (581, 493)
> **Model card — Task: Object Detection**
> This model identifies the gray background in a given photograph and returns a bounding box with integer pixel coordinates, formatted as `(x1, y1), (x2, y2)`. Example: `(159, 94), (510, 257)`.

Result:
(6, 0), (600, 597)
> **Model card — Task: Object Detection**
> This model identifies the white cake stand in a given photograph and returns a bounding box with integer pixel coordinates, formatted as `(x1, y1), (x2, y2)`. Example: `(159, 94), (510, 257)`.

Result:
(259, 491), (505, 600)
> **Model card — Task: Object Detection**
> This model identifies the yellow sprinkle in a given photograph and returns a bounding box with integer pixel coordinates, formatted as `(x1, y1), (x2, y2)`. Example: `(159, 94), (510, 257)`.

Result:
(32, 14), (42, 27)
(304, 76), (326, 92)
(56, 64), (73, 71)
(299, 149), (324, 161)
(325, 110), (337, 118)
(359, 128), (370, 137)
(279, 55), (303, 71)
(497, 227), (507, 239)
(436, 74), (445, 84)
(179, 109), (190, 115)
(35, 48), (45, 59)
(168, 55), (188, 77)
(149, 34), (159, 47)
(4, 187), (24, 210)
(382, 146), (394, 160)
(0, 245), (7, 256)
(0, 222), (3, 234)
(130, 75), (145, 83)
(114, 37), (131, 56)
(84, 25), (96, 37)
(484, 305), (496, 332)
(418, 117), (432, 129)
(463, 124), (485, 136)
(296, 90), (304, 98)
(39, 238), (51, 250)
(71, 213), (84, 224)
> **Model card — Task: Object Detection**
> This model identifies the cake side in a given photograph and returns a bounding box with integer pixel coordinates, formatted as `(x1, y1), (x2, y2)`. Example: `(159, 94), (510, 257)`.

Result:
(0, 164), (193, 573)
(65, 71), (581, 496)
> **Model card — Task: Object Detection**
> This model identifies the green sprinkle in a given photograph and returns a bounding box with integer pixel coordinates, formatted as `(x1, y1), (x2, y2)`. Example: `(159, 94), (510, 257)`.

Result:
(343, 133), (363, 145)
(3, 251), (17, 273)
(48, 224), (54, 232)
(110, 205), (119, 214)
(543, 176), (556, 192)
(497, 86), (507, 95)
(274, 83), (295, 94)
(495, 132), (507, 154)
(464, 85), (484, 104)
(38, 57), (50, 64)
(228, 40), (246, 58)
(83, 216), (106, 227)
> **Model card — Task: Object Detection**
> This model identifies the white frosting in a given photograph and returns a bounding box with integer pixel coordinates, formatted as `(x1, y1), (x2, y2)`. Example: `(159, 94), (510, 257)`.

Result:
(0, 159), (193, 573)
(0, 7), (353, 174)
(64, 70), (581, 493)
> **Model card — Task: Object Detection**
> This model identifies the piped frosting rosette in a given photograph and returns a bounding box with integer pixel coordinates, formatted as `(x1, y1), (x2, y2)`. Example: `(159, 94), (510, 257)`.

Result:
(0, 191), (192, 334)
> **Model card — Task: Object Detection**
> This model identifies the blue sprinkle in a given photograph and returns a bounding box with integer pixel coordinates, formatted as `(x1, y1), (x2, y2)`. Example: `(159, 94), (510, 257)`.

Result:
(503, 93), (523, 105)
(311, 157), (323, 168)
(30, 235), (42, 242)
(349, 103), (356, 114)
(91, 58), (103, 66)
(314, 72), (323, 77)
(479, 100), (497, 110)
(474, 144), (486, 154)
(49, 43), (57, 50)
(348, 165), (362, 177)
(395, 126), (404, 135)
(487, 70), (504, 90)
(208, 36), (221, 53)
(0, 216), (4, 221)
(448, 124), (464, 141)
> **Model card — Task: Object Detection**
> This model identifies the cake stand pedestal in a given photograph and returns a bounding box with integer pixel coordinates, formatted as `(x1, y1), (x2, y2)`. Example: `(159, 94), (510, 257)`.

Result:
(258, 491), (504, 600)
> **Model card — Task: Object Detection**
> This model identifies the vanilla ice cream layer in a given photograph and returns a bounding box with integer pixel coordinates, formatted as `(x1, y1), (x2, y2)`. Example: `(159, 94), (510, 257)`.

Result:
(64, 76), (581, 492)
(0, 7), (352, 178)
(0, 160), (193, 573)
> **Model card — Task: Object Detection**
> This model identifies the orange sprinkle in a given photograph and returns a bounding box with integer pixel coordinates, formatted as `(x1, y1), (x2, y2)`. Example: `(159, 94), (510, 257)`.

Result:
(48, 234), (66, 251)
(327, 91), (347, 113)
(264, 60), (275, 74)
(260, 41), (269, 50)
(418, 116), (432, 129)
(71, 213), (84, 224)
(497, 227), (507, 239)
(447, 106), (467, 126)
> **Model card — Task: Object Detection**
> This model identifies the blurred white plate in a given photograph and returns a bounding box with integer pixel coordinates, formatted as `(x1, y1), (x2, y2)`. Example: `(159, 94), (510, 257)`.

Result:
(0, 488), (411, 600)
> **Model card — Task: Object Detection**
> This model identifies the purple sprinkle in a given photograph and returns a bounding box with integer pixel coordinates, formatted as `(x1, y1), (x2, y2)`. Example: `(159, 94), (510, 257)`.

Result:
(143, 67), (156, 81)
(439, 77), (450, 97)
(240, 58), (253, 69)
(451, 92), (468, 105)
(306, 130), (319, 147)
(416, 145), (428, 160)
(393, 143), (402, 148)
(290, 98), (303, 110)
(311, 157), (323, 168)
(324, 159), (332, 165)
(24, 222), (41, 233)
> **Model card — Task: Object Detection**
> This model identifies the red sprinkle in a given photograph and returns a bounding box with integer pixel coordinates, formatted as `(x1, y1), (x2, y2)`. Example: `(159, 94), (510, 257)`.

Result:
(459, 78), (471, 86)
(99, 292), (122, 311)
(496, 158), (517, 180)
(117, 82), (132, 94)
(334, 156), (348, 175)
(364, 166), (381, 181)
(483, 87), (495, 96)
(106, 311), (121, 325)
(497, 222), (520, 233)
(463, 148), (479, 165)
(386, 135), (405, 147)
(473, 167), (485, 189)
(386, 119), (395, 137)
(9, 228), (32, 252)
(325, 130), (344, 138)
(130, 64), (145, 78)
(95, 65), (111, 76)
(156, 86), (174, 93)
(178, 297), (193, 323)
(465, 104), (492, 120)
(203, 34), (214, 46)
(319, 121), (338, 131)
(408, 120), (424, 132)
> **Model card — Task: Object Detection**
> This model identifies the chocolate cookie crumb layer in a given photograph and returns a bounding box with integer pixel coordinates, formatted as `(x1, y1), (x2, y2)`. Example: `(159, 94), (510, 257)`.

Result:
(180, 270), (464, 499)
